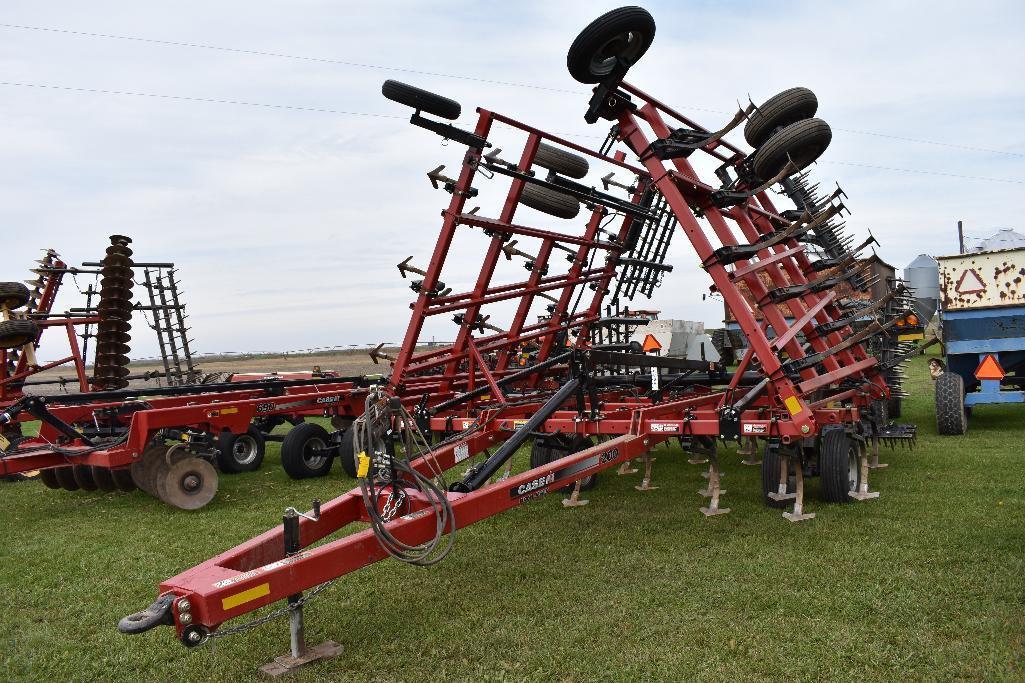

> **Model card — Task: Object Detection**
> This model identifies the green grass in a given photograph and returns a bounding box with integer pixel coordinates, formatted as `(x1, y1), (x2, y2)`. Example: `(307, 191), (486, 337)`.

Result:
(1, 355), (1023, 681)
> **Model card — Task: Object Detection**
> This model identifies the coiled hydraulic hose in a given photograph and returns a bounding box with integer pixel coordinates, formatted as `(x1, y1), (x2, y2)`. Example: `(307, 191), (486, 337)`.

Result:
(351, 390), (455, 566)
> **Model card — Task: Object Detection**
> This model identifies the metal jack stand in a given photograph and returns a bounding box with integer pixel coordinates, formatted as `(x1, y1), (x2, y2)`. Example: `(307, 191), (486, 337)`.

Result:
(260, 502), (343, 678)
(850, 442), (880, 502)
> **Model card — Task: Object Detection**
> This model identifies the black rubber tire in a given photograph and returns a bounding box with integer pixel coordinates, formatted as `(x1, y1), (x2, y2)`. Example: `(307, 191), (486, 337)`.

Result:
(533, 143), (590, 179)
(752, 118), (832, 181)
(520, 184), (580, 220)
(0, 319), (39, 350)
(337, 428), (357, 478)
(567, 6), (656, 84)
(39, 468), (61, 489)
(529, 435), (598, 492)
(92, 466), (117, 492)
(819, 429), (859, 503)
(744, 87), (818, 148)
(936, 371), (968, 435)
(216, 426), (266, 474)
(72, 464), (99, 491)
(381, 80), (460, 120)
(281, 422), (333, 479)
(760, 443), (795, 509)
(54, 466), (80, 491)
(0, 282), (31, 310)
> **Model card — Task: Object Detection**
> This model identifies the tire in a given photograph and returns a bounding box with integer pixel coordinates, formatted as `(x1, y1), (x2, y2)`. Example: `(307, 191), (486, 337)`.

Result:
(530, 435), (598, 492)
(281, 422), (334, 479)
(0, 319), (39, 350)
(752, 118), (832, 181)
(39, 468), (61, 489)
(819, 428), (859, 503)
(216, 426), (266, 473)
(337, 428), (358, 478)
(936, 371), (967, 435)
(381, 80), (460, 120)
(533, 143), (589, 179)
(744, 87), (818, 148)
(0, 282), (31, 310)
(567, 6), (656, 84)
(760, 443), (795, 508)
(520, 184), (580, 220)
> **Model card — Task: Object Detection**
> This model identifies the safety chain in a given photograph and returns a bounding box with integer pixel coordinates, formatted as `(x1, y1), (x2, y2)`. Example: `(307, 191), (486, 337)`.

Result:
(206, 579), (337, 642)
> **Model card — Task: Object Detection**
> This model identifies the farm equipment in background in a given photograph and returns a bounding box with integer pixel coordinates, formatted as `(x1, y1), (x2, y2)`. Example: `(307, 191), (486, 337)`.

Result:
(933, 245), (1025, 433)
(1, 235), (200, 410)
(118, 7), (918, 669)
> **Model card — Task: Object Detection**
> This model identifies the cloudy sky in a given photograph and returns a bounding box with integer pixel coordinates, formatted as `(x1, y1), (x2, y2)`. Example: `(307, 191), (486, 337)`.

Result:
(3, 0), (1023, 363)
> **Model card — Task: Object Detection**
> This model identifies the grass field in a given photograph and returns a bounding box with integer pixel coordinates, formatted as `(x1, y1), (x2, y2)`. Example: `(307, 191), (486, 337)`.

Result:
(1, 355), (1022, 681)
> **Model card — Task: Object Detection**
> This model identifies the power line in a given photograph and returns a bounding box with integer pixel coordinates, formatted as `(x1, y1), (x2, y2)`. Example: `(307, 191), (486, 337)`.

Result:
(8, 20), (1021, 156)
(0, 21), (585, 95)
(0, 80), (406, 118)
(826, 160), (1024, 185)
(0, 80), (1019, 185)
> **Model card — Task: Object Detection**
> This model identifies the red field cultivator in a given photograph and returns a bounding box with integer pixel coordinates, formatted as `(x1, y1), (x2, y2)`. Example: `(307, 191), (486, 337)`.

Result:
(116, 6), (918, 670)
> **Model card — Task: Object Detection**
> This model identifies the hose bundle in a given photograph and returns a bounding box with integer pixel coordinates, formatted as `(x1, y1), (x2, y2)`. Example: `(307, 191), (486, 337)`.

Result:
(351, 389), (455, 566)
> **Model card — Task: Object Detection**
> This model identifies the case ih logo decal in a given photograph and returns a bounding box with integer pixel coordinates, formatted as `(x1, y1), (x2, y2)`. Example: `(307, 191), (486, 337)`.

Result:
(651, 422), (678, 433)
(315, 396), (341, 404)
(511, 473), (555, 498)
(743, 423), (768, 434)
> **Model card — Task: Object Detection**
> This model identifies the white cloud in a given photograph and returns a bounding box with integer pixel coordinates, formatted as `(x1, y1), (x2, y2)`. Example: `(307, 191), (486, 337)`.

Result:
(2, 0), (1022, 363)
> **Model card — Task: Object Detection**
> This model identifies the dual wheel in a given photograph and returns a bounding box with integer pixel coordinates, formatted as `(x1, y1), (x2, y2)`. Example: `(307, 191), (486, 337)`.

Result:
(0, 282), (40, 350)
(760, 429), (861, 508)
(745, 88), (832, 181)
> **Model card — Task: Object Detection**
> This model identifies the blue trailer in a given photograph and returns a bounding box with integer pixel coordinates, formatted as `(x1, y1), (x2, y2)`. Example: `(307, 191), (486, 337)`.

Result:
(935, 247), (1025, 434)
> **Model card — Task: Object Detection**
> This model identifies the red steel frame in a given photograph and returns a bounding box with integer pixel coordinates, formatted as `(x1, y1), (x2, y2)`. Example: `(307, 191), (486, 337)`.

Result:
(1, 257), (99, 409)
(135, 77), (899, 644)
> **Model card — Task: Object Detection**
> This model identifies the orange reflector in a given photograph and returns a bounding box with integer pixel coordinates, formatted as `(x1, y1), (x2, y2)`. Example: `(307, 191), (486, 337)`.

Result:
(641, 334), (662, 353)
(974, 354), (1005, 381)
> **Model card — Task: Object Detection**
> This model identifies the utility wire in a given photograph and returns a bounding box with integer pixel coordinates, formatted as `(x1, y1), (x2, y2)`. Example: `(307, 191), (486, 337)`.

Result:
(0, 80), (406, 118)
(825, 161), (1024, 185)
(2, 79), (1025, 183)
(0, 21), (584, 95)
(2, 21), (1022, 157)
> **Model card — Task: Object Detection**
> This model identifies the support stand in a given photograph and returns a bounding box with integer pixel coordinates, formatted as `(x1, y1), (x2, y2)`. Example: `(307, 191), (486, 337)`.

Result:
(261, 505), (342, 678)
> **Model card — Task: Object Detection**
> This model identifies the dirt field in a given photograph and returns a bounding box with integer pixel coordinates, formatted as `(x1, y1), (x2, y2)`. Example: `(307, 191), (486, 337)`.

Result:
(23, 347), (407, 396)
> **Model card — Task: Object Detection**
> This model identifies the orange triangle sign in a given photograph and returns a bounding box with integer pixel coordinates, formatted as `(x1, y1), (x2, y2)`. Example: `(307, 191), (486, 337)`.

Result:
(975, 354), (1005, 381)
(955, 268), (986, 295)
(641, 334), (662, 353)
